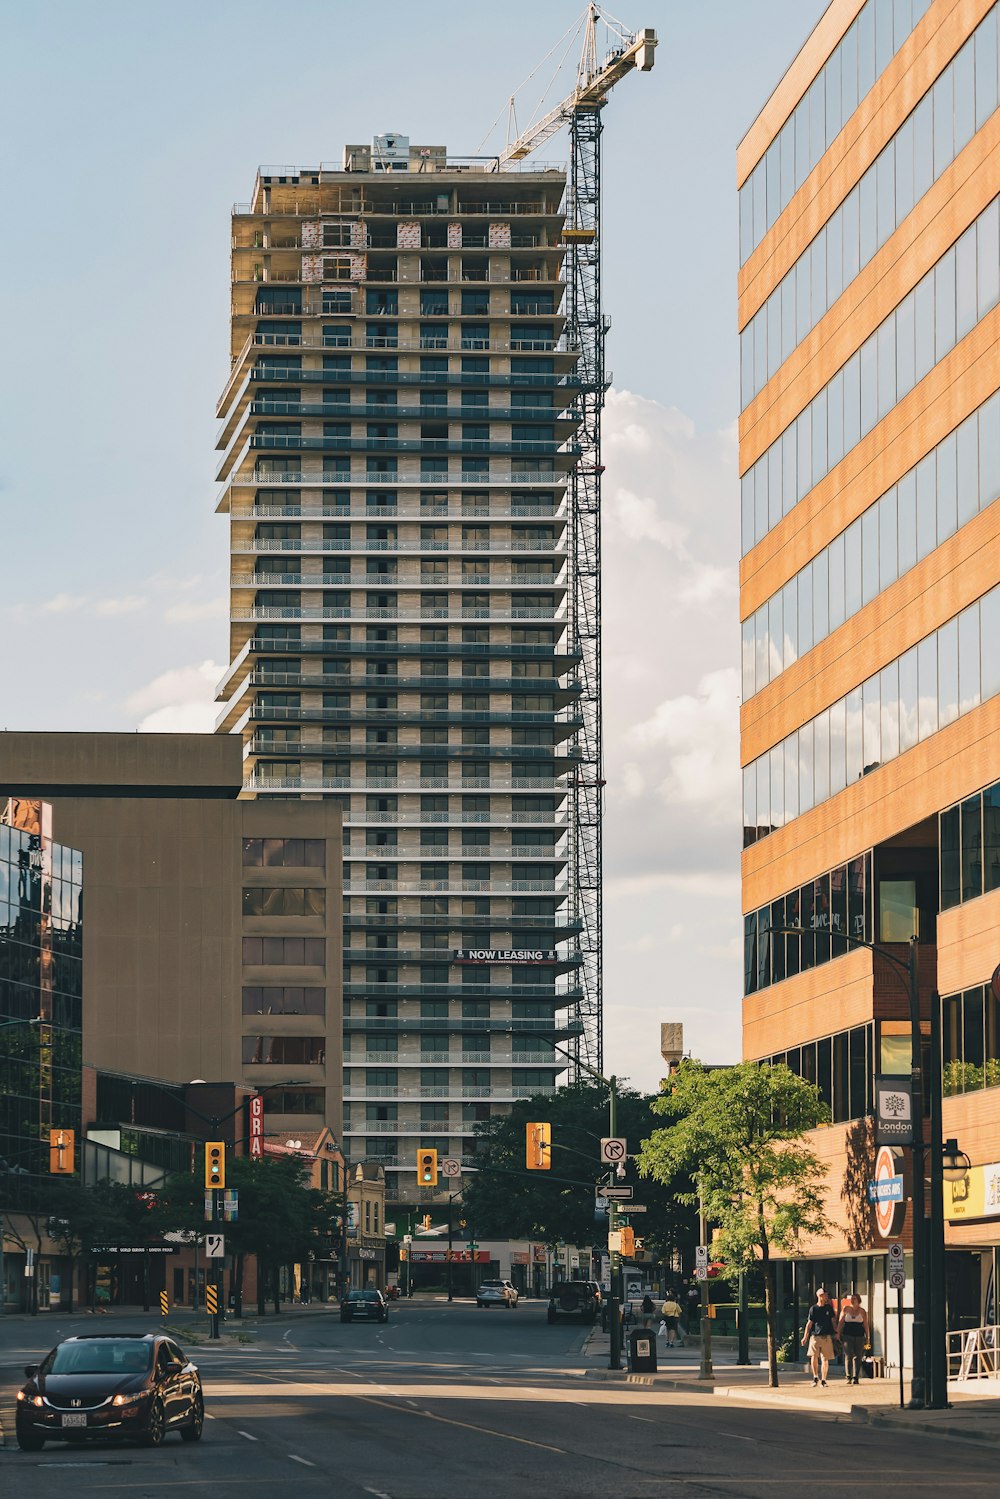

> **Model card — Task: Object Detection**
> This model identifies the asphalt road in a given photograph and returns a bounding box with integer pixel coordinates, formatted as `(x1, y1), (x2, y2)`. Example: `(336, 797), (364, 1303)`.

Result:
(1, 1300), (997, 1498)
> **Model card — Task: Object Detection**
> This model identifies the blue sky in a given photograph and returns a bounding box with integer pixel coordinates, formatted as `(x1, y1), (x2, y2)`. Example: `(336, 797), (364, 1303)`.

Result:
(1, 0), (823, 1086)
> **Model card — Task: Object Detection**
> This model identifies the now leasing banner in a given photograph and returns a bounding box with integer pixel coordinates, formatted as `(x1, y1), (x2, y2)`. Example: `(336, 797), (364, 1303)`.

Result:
(452, 949), (557, 964)
(945, 1161), (1000, 1222)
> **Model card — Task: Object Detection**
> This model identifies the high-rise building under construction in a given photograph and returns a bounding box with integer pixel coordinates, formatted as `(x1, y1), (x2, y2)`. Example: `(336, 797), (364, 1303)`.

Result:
(214, 137), (590, 1206)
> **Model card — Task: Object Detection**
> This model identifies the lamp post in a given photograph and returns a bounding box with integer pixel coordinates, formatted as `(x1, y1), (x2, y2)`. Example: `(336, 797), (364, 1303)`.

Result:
(774, 926), (928, 1408)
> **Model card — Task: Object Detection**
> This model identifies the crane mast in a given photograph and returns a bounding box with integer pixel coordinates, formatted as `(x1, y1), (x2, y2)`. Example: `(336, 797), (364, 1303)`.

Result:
(498, 9), (656, 1077)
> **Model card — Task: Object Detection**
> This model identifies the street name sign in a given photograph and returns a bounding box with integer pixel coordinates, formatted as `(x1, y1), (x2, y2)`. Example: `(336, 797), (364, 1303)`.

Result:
(619, 1204), (647, 1213)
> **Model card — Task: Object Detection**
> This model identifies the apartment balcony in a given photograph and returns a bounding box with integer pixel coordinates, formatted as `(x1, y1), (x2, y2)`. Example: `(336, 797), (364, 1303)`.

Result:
(242, 704), (577, 726)
(230, 499), (569, 523)
(342, 1018), (583, 1034)
(347, 811), (571, 827)
(233, 605), (566, 625)
(245, 401), (570, 423)
(342, 879), (569, 895)
(232, 571), (565, 590)
(245, 775), (568, 792)
(234, 539), (566, 558)
(244, 434), (577, 458)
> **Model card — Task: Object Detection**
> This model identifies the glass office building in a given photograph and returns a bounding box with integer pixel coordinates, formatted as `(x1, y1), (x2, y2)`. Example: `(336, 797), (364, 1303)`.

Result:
(215, 139), (585, 1211)
(739, 0), (1000, 1331)
(0, 799), (83, 1216)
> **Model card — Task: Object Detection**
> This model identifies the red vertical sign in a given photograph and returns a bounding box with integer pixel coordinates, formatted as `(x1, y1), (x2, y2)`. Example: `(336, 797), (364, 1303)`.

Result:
(249, 1094), (263, 1158)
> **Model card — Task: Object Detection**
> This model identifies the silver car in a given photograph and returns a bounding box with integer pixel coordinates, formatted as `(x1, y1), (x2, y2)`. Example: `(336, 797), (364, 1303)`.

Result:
(476, 1280), (517, 1309)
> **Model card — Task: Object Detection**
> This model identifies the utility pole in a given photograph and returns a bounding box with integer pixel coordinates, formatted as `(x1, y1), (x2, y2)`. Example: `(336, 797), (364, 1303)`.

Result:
(698, 1190), (713, 1381)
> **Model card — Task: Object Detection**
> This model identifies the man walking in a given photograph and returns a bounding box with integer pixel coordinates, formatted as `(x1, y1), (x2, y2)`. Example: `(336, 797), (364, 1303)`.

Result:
(801, 1287), (837, 1387)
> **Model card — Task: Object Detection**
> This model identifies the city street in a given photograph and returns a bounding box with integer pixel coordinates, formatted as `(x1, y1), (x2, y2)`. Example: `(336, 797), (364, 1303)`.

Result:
(1, 1300), (997, 1497)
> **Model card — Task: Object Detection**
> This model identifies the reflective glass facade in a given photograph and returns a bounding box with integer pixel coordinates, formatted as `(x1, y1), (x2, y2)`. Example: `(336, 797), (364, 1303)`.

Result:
(739, 0), (933, 263)
(741, 193), (1000, 554)
(742, 4), (1000, 404)
(743, 390), (1000, 700)
(0, 804), (83, 1210)
(743, 582), (1000, 846)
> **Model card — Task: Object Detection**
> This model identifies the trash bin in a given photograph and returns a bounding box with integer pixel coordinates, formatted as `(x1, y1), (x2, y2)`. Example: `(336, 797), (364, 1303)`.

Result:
(628, 1327), (658, 1373)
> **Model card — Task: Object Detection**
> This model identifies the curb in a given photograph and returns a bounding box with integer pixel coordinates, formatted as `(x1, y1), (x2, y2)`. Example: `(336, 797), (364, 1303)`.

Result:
(851, 1408), (1000, 1446)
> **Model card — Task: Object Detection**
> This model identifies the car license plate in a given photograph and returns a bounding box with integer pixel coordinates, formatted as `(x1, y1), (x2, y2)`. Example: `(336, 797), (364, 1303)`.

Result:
(61, 1413), (87, 1428)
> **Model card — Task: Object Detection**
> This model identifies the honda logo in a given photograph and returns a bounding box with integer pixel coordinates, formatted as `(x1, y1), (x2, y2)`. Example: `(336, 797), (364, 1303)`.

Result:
(71, 1399), (82, 1408)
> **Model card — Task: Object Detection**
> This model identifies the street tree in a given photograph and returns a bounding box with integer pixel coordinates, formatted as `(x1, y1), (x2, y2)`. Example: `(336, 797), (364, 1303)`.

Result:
(47, 1179), (154, 1312)
(638, 1060), (831, 1387)
(153, 1154), (337, 1315)
(463, 1082), (695, 1262)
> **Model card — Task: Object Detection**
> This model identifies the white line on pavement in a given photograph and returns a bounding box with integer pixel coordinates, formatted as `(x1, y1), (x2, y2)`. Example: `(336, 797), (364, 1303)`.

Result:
(289, 1455), (316, 1467)
(238, 1429), (259, 1441)
(363, 1489), (392, 1499)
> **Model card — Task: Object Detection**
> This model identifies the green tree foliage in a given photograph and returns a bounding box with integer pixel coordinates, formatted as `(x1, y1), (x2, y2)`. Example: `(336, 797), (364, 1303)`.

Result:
(463, 1082), (695, 1260)
(151, 1154), (338, 1315)
(638, 1060), (831, 1387)
(47, 1179), (157, 1312)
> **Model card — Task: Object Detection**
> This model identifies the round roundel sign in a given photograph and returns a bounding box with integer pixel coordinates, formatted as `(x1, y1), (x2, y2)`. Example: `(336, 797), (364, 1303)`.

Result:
(873, 1145), (906, 1239)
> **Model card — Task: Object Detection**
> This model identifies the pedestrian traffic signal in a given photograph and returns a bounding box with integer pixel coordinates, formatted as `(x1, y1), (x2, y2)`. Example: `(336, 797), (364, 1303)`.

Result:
(422, 1214), (432, 1230)
(417, 1148), (438, 1187)
(525, 1121), (551, 1170)
(205, 1141), (226, 1189)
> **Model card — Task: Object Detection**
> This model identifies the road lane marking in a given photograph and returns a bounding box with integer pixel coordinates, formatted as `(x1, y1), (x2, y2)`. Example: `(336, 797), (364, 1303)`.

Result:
(238, 1429), (259, 1440)
(717, 1430), (757, 1441)
(363, 1489), (392, 1499)
(627, 1414), (655, 1422)
(289, 1455), (316, 1467)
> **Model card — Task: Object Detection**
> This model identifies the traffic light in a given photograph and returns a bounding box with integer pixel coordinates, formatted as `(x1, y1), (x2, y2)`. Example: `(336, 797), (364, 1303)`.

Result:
(422, 1214), (432, 1230)
(525, 1121), (551, 1170)
(49, 1128), (75, 1174)
(417, 1148), (438, 1187)
(205, 1141), (226, 1189)
(619, 1226), (636, 1258)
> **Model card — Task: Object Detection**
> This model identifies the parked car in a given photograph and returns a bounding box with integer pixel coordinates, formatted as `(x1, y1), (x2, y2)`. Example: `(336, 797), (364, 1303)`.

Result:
(15, 1333), (203, 1451)
(476, 1280), (517, 1309)
(340, 1289), (389, 1323)
(547, 1280), (598, 1324)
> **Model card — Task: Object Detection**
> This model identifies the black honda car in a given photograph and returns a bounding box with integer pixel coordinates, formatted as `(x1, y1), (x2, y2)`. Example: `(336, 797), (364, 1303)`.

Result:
(15, 1333), (204, 1451)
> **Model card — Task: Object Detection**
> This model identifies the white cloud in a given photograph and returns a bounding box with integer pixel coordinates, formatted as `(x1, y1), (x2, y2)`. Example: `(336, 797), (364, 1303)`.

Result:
(95, 594), (145, 617)
(164, 596), (227, 624)
(599, 388), (744, 1085)
(125, 659), (223, 733)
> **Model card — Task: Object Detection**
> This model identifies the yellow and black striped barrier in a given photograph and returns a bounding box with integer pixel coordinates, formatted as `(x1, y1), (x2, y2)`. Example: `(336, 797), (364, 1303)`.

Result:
(205, 1284), (219, 1316)
(159, 1290), (168, 1318)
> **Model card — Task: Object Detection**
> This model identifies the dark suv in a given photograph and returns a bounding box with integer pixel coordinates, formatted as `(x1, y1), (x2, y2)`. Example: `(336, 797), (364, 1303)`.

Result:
(547, 1280), (598, 1324)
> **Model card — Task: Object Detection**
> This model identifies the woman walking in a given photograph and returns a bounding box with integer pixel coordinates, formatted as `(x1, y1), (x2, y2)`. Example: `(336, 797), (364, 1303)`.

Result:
(837, 1293), (870, 1385)
(660, 1291), (682, 1347)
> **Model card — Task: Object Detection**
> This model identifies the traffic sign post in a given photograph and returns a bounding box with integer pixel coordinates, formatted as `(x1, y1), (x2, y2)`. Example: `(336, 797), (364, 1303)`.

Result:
(205, 1233), (225, 1260)
(600, 1137), (627, 1164)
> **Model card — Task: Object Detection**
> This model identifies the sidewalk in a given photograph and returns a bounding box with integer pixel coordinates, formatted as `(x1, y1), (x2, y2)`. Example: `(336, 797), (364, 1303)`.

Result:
(580, 1324), (1000, 1445)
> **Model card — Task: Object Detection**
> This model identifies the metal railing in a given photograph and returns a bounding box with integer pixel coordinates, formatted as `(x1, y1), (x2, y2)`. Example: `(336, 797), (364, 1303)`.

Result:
(948, 1326), (1000, 1381)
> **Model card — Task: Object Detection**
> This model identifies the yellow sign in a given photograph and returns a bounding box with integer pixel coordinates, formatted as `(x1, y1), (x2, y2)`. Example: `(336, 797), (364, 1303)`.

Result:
(159, 1291), (169, 1317)
(205, 1284), (219, 1315)
(945, 1161), (1000, 1222)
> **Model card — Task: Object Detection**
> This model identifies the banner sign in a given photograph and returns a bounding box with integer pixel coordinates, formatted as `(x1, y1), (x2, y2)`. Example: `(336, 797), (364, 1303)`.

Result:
(452, 949), (558, 964)
(410, 1249), (490, 1263)
(872, 1145), (907, 1239)
(875, 1077), (914, 1145)
(249, 1093), (264, 1158)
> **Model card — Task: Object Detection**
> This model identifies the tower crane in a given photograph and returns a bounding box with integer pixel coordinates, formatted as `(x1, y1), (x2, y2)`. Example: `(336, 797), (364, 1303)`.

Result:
(491, 7), (656, 1076)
